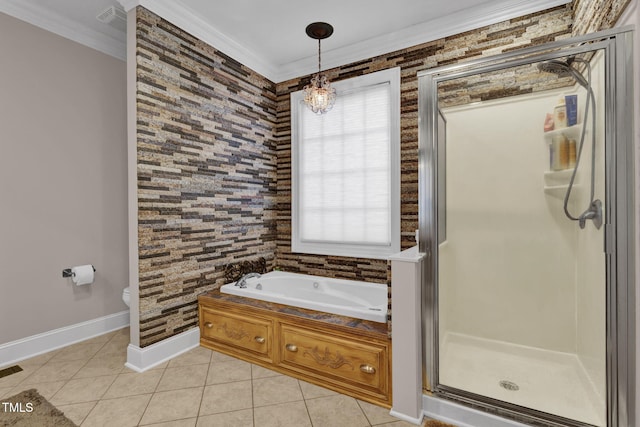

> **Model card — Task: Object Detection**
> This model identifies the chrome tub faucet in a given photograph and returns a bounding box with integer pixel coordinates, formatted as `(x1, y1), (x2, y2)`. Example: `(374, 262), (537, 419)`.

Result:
(235, 272), (261, 289)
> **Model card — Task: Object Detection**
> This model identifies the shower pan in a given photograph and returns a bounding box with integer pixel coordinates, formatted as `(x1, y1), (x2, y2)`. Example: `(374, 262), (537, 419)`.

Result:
(418, 28), (634, 427)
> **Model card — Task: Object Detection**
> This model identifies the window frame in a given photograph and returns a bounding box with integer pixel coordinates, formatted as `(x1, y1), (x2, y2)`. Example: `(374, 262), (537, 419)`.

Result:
(290, 67), (401, 260)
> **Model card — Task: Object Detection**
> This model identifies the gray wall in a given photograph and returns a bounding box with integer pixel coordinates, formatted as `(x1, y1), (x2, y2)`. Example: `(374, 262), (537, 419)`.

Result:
(0, 12), (128, 344)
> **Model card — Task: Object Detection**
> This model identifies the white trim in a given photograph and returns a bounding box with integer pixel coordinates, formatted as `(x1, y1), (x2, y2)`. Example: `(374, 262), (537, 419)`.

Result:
(118, 0), (140, 12)
(389, 409), (424, 425)
(422, 394), (529, 427)
(0, 311), (130, 369)
(125, 327), (200, 372)
(0, 0), (126, 61)
(278, 0), (571, 81)
(117, 0), (570, 82)
(3, 0), (569, 81)
(129, 0), (279, 80)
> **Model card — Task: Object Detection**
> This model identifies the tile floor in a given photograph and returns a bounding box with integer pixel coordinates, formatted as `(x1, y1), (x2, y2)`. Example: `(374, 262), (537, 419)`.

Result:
(0, 327), (419, 426)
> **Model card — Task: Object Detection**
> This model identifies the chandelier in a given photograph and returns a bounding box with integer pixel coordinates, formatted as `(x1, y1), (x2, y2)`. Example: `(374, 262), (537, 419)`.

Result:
(303, 22), (336, 114)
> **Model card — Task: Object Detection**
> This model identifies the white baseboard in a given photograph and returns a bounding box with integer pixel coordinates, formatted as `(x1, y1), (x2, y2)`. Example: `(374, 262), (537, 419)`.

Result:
(423, 394), (529, 427)
(125, 327), (200, 372)
(389, 409), (424, 425)
(0, 310), (130, 368)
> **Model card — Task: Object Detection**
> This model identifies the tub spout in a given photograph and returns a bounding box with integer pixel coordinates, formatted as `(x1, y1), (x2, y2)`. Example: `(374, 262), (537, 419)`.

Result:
(235, 272), (261, 289)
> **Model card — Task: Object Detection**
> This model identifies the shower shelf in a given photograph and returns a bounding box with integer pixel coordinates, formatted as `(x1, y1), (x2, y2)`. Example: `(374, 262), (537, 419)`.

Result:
(543, 123), (583, 143)
(543, 169), (577, 199)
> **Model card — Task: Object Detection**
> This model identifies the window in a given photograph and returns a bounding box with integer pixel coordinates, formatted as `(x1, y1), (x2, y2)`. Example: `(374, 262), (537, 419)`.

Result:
(291, 68), (400, 259)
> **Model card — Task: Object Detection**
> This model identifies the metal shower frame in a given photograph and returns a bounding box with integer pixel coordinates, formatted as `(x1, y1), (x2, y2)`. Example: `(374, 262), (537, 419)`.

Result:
(417, 27), (635, 427)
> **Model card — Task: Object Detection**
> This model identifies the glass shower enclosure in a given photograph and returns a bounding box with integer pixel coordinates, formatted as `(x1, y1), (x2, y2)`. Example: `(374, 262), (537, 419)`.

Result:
(418, 28), (634, 427)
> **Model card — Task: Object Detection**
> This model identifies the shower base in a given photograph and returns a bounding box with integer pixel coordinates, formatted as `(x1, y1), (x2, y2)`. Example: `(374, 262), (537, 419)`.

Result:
(439, 332), (604, 426)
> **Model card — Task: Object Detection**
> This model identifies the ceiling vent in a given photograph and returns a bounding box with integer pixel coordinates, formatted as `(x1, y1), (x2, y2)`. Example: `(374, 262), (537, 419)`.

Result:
(96, 5), (126, 31)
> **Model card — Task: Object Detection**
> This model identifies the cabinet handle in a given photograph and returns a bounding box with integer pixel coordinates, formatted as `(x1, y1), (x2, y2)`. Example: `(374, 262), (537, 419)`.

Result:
(359, 364), (376, 374)
(285, 343), (298, 352)
(204, 322), (213, 329)
(254, 336), (265, 344)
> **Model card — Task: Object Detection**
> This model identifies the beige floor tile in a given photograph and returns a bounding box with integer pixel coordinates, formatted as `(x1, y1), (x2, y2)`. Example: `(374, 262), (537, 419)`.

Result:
(168, 346), (212, 367)
(156, 364), (209, 392)
(196, 409), (253, 427)
(8, 380), (66, 400)
(210, 351), (237, 363)
(206, 360), (251, 385)
(82, 393), (152, 427)
(123, 361), (169, 374)
(0, 366), (37, 388)
(145, 419), (197, 427)
(50, 375), (116, 405)
(48, 342), (104, 363)
(298, 380), (339, 399)
(373, 421), (424, 426)
(305, 394), (370, 427)
(98, 340), (129, 357)
(139, 387), (203, 425)
(358, 399), (398, 425)
(199, 381), (252, 416)
(253, 401), (312, 427)
(20, 360), (83, 385)
(73, 353), (126, 378)
(56, 401), (98, 426)
(0, 387), (14, 399)
(251, 364), (283, 379)
(253, 375), (303, 407)
(103, 370), (164, 398)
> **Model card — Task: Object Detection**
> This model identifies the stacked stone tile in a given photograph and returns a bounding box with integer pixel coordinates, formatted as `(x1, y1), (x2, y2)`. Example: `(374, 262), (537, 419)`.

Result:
(136, 8), (277, 346)
(135, 1), (630, 346)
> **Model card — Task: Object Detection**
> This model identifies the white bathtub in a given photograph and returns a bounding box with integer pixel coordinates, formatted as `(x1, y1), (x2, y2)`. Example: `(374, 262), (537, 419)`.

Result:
(220, 271), (388, 323)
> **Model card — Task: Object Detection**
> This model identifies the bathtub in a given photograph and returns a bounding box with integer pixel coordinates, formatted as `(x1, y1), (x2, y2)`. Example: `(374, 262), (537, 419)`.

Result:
(220, 271), (388, 323)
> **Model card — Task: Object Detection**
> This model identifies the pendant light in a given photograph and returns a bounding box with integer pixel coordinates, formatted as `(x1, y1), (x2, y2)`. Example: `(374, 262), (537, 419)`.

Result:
(303, 22), (336, 114)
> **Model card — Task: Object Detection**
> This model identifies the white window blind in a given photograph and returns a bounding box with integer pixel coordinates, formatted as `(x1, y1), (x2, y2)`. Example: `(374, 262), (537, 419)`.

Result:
(291, 68), (400, 259)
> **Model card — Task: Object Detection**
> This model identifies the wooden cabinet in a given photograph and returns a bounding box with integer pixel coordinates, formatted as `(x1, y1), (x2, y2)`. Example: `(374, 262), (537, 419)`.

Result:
(198, 292), (391, 407)
(279, 322), (389, 403)
(200, 306), (273, 363)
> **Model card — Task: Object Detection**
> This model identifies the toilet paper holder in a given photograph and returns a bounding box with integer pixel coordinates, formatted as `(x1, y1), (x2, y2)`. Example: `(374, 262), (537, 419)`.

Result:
(62, 265), (96, 278)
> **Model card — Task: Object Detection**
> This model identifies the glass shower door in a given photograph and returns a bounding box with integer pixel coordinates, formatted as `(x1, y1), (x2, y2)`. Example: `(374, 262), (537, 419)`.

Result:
(432, 50), (608, 426)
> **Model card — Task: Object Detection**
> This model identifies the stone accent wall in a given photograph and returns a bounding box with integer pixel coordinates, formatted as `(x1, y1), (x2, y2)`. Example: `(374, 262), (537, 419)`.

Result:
(135, 7), (277, 346)
(133, 1), (633, 346)
(274, 5), (573, 282)
(573, 0), (632, 35)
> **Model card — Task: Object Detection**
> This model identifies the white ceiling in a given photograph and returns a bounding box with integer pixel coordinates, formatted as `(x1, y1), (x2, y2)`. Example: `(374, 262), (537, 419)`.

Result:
(0, 0), (570, 82)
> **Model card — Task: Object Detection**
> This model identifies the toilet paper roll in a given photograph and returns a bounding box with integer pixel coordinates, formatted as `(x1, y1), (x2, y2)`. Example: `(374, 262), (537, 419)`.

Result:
(71, 264), (95, 286)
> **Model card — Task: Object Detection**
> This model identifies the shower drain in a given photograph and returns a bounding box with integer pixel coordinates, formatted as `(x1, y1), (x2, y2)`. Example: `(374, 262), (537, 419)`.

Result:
(499, 380), (520, 391)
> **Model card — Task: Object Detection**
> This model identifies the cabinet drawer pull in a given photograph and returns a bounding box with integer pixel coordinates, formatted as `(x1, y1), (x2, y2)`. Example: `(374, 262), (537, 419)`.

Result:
(204, 322), (213, 329)
(254, 336), (266, 344)
(285, 343), (298, 352)
(360, 364), (376, 374)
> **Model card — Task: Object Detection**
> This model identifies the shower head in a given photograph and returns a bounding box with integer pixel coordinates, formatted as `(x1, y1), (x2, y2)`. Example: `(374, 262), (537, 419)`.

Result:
(537, 58), (589, 88)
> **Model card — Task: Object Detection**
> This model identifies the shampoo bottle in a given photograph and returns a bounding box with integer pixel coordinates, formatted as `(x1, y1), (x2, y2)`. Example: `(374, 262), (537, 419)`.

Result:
(554, 98), (567, 129)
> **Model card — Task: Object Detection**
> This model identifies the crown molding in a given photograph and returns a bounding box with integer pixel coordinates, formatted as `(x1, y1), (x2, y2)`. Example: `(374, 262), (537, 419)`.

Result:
(127, 0), (279, 81)
(275, 0), (571, 82)
(118, 0), (140, 12)
(0, 0), (126, 61)
(124, 0), (570, 83)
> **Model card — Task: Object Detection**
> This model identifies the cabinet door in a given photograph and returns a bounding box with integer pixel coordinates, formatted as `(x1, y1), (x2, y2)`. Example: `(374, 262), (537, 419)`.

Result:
(279, 323), (388, 396)
(200, 307), (272, 359)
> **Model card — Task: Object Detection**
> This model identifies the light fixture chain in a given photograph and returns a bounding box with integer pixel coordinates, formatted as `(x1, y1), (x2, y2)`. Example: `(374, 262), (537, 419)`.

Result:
(318, 39), (321, 74)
